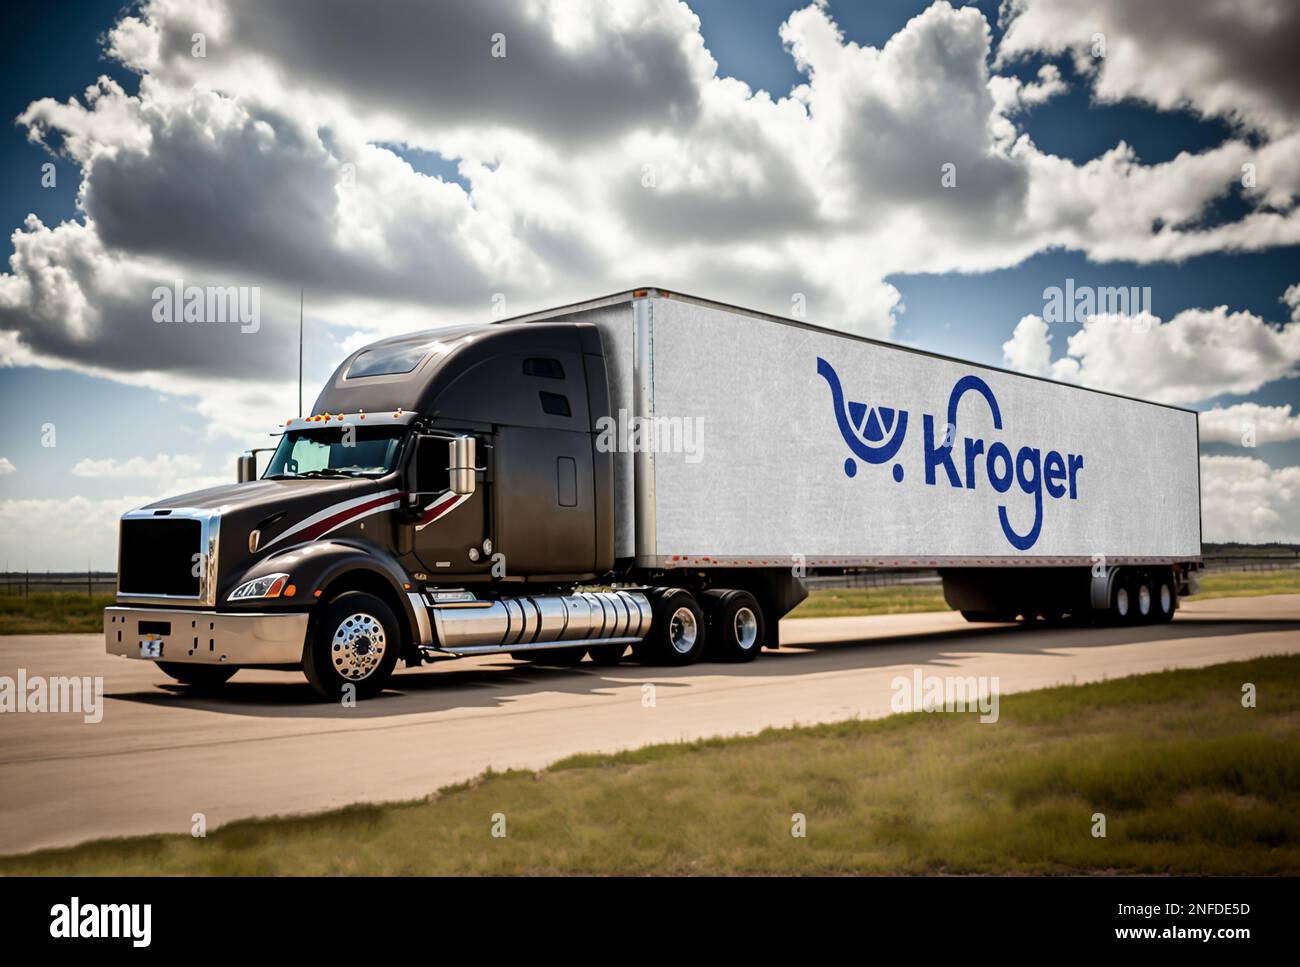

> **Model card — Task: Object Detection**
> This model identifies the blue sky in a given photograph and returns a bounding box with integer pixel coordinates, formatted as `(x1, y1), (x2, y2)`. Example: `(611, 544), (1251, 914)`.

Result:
(1, 0), (1297, 567)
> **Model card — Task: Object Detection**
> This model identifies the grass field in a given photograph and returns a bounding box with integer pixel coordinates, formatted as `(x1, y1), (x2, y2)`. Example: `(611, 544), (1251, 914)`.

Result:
(788, 583), (948, 618)
(0, 592), (115, 635)
(1189, 569), (1300, 600)
(4, 655), (1297, 875)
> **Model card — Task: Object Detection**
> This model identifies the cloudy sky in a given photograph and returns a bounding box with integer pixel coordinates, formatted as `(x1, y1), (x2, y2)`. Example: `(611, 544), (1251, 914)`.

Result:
(1, 0), (1298, 569)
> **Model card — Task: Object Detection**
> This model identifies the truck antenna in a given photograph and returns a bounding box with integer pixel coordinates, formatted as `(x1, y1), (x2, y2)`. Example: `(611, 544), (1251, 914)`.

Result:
(298, 288), (304, 417)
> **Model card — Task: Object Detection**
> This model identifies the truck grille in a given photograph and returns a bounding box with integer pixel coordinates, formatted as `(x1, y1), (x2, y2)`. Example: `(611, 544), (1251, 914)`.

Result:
(118, 517), (203, 597)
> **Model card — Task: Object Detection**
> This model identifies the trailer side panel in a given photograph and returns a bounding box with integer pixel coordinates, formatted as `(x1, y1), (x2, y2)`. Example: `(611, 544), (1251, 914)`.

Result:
(646, 297), (1201, 565)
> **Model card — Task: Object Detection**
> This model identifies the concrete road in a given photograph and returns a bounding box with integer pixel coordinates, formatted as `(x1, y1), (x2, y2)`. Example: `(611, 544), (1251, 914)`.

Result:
(2, 595), (1297, 855)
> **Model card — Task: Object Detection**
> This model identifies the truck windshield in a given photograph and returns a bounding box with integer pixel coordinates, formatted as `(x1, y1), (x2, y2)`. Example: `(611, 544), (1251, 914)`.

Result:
(263, 425), (407, 479)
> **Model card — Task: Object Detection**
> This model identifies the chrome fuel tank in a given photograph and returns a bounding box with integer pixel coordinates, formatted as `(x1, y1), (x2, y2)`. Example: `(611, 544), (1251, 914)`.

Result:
(427, 589), (651, 654)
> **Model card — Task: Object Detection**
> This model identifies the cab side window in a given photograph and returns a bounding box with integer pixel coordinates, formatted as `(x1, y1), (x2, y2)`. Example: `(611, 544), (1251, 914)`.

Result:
(413, 436), (450, 494)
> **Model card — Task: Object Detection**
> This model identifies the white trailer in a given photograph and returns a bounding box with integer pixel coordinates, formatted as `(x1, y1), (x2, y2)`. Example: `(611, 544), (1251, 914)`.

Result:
(512, 287), (1202, 627)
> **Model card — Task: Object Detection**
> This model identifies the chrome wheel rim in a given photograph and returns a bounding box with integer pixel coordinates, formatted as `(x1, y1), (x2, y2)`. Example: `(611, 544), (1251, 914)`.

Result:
(669, 606), (698, 654)
(733, 607), (759, 651)
(331, 612), (387, 681)
(1115, 587), (1130, 618)
(1160, 584), (1172, 614)
(1138, 584), (1151, 616)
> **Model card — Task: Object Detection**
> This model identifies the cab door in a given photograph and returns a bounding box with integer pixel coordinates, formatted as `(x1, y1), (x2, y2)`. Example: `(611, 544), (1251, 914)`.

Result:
(408, 433), (491, 575)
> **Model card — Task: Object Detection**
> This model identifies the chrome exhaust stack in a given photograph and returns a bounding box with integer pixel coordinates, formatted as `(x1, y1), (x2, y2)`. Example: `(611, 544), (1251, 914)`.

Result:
(423, 590), (652, 656)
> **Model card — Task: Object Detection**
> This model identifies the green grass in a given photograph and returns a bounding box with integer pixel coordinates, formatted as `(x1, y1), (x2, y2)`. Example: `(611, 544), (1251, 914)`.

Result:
(788, 584), (948, 618)
(0, 592), (115, 634)
(1191, 569), (1300, 600)
(5, 655), (1298, 875)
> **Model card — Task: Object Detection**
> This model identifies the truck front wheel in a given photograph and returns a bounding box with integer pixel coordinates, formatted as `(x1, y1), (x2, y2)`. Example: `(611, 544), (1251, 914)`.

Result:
(303, 592), (400, 701)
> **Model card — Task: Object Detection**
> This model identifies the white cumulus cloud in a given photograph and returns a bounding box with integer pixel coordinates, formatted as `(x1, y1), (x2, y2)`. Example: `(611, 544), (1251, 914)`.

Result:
(1198, 403), (1300, 446)
(1200, 455), (1300, 544)
(1001, 288), (1300, 405)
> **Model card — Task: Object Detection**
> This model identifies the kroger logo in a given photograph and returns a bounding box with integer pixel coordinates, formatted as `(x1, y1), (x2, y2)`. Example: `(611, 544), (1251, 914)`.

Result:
(816, 358), (1085, 550)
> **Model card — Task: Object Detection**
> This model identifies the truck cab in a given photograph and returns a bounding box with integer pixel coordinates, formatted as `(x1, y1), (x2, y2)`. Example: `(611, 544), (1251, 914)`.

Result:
(105, 314), (773, 699)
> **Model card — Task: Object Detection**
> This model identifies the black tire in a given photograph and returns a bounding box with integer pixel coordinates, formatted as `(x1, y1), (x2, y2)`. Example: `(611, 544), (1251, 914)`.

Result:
(635, 588), (706, 666)
(586, 643), (627, 666)
(156, 662), (236, 688)
(303, 592), (400, 701)
(702, 589), (765, 662)
(1108, 571), (1137, 625)
(960, 610), (1017, 623)
(1152, 570), (1177, 623)
(1131, 571), (1155, 623)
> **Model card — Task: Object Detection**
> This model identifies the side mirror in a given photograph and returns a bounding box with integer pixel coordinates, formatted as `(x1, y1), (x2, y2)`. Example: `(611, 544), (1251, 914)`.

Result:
(449, 435), (476, 496)
(237, 452), (257, 483)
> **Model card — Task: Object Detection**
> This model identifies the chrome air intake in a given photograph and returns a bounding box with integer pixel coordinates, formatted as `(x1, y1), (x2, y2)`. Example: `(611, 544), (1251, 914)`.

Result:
(427, 590), (651, 655)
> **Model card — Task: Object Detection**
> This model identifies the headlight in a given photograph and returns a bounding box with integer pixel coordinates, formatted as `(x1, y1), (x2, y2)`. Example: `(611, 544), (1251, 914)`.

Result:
(228, 573), (290, 601)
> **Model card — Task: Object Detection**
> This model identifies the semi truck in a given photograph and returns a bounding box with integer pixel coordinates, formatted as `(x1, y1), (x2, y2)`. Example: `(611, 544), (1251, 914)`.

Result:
(105, 287), (1202, 699)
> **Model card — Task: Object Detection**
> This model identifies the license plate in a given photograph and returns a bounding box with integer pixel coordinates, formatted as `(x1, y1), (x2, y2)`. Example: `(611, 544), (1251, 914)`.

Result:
(139, 639), (163, 658)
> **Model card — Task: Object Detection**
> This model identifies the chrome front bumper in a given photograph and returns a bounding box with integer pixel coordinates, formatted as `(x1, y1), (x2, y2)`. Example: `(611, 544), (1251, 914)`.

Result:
(105, 607), (309, 666)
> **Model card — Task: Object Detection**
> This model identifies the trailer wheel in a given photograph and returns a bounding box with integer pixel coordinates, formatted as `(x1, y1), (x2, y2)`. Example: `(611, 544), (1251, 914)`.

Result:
(303, 591), (400, 701)
(156, 662), (237, 689)
(1133, 572), (1154, 622)
(1153, 572), (1176, 623)
(702, 590), (765, 662)
(635, 588), (706, 665)
(1109, 573), (1134, 625)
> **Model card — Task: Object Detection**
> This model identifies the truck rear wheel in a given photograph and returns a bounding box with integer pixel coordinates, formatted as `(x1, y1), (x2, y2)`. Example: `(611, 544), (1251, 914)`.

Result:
(156, 662), (237, 689)
(635, 588), (706, 666)
(702, 590), (765, 662)
(304, 592), (400, 701)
